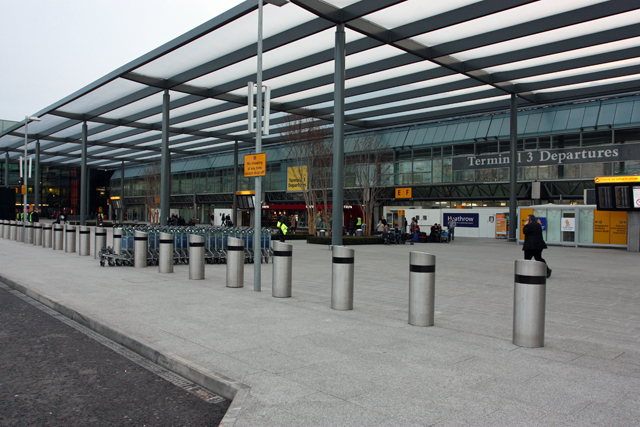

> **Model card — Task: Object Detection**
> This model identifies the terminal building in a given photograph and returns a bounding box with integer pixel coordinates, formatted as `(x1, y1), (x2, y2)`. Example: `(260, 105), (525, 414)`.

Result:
(1, 0), (640, 249)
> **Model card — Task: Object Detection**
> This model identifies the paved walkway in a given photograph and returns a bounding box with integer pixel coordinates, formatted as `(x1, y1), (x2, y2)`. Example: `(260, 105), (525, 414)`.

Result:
(1, 226), (639, 426)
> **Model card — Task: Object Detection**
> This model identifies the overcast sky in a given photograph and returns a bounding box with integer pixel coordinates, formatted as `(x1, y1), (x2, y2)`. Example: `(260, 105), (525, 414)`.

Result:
(0, 0), (244, 122)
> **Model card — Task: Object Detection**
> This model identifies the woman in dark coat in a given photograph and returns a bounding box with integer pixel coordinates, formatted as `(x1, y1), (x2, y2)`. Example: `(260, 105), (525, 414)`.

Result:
(522, 214), (551, 278)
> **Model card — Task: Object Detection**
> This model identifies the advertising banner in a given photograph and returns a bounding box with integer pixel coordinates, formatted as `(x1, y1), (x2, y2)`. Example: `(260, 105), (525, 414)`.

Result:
(444, 212), (478, 228)
(561, 217), (576, 232)
(495, 213), (507, 238)
(610, 211), (627, 245)
(593, 210), (610, 244)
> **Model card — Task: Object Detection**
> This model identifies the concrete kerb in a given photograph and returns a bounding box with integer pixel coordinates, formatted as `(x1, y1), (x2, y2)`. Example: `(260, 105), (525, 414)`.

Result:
(0, 273), (249, 426)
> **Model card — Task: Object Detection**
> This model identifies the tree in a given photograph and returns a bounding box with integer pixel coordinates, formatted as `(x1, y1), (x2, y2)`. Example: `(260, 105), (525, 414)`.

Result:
(280, 112), (331, 235)
(348, 134), (393, 235)
(142, 164), (161, 225)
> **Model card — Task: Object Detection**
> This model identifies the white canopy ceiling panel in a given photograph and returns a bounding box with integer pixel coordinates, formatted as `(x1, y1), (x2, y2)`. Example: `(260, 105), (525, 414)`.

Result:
(363, 0), (482, 30)
(49, 122), (84, 139)
(344, 62), (445, 90)
(413, 0), (606, 49)
(365, 95), (511, 122)
(264, 61), (335, 92)
(23, 115), (71, 135)
(453, 9), (640, 62)
(135, 5), (315, 80)
(483, 37), (640, 74)
(113, 130), (162, 145)
(345, 86), (494, 116)
(345, 74), (469, 104)
(345, 44), (407, 69)
(272, 84), (333, 104)
(170, 98), (227, 119)
(100, 90), (189, 120)
(47, 143), (80, 152)
(57, 78), (149, 115)
(188, 56), (257, 88)
(201, 119), (247, 133)
(508, 58), (640, 86)
(532, 73), (640, 95)
(136, 113), (163, 125)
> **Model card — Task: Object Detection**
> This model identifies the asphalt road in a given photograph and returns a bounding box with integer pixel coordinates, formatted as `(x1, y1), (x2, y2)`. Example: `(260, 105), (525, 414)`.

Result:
(0, 285), (230, 426)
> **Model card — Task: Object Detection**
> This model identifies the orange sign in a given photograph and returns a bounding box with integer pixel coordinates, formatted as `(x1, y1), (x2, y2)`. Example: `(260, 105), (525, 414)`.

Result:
(395, 188), (412, 198)
(244, 153), (266, 177)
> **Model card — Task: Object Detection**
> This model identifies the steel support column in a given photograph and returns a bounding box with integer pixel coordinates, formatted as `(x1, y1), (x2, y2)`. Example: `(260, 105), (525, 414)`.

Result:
(80, 122), (88, 225)
(119, 161), (125, 223)
(4, 152), (8, 186)
(332, 23), (346, 246)
(233, 138), (238, 227)
(34, 141), (40, 210)
(509, 93), (518, 242)
(254, 0), (264, 292)
(160, 89), (170, 226)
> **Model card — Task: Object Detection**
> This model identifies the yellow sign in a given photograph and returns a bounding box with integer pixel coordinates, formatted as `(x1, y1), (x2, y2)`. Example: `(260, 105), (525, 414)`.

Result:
(244, 153), (266, 177)
(395, 188), (412, 198)
(236, 190), (255, 195)
(610, 211), (627, 245)
(593, 210), (610, 244)
(519, 209), (533, 241)
(595, 176), (640, 183)
(21, 185), (26, 195)
(287, 166), (308, 192)
(398, 210), (405, 216)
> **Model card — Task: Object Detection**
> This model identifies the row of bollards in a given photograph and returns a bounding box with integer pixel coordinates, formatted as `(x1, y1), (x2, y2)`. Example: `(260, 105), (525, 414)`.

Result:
(0, 220), (104, 257)
(1, 219), (546, 347)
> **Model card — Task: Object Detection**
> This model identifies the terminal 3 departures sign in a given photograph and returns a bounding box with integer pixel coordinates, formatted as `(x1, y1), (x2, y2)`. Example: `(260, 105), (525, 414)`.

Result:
(453, 143), (640, 170)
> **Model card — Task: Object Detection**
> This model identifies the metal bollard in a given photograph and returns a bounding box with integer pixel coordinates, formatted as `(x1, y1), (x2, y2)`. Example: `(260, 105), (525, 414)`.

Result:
(2, 220), (7, 239)
(65, 225), (76, 253)
(43, 224), (52, 248)
(25, 222), (34, 244)
(113, 228), (123, 255)
(408, 252), (436, 326)
(79, 226), (91, 256)
(16, 221), (23, 242)
(513, 260), (547, 348)
(53, 224), (64, 250)
(8, 221), (16, 240)
(226, 236), (244, 288)
(0, 220), (4, 238)
(331, 246), (354, 310)
(134, 230), (148, 268)
(158, 232), (174, 274)
(189, 234), (205, 280)
(272, 241), (292, 298)
(34, 223), (43, 246)
(94, 227), (106, 259)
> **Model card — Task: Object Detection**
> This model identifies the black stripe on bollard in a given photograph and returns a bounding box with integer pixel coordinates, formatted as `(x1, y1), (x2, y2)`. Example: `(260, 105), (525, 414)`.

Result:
(189, 242), (205, 247)
(43, 226), (51, 229)
(25, 224), (33, 228)
(332, 257), (354, 264)
(273, 250), (292, 257)
(95, 232), (106, 236)
(515, 274), (546, 285)
(134, 236), (148, 241)
(227, 245), (244, 251)
(80, 231), (90, 235)
(66, 229), (76, 233)
(113, 235), (122, 239)
(159, 239), (173, 244)
(410, 264), (435, 273)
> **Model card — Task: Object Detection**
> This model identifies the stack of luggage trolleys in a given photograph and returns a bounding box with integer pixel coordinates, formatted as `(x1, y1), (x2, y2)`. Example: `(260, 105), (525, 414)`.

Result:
(100, 225), (273, 266)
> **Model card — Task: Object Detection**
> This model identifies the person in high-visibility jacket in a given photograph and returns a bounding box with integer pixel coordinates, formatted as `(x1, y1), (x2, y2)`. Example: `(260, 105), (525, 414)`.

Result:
(356, 216), (362, 230)
(276, 214), (289, 242)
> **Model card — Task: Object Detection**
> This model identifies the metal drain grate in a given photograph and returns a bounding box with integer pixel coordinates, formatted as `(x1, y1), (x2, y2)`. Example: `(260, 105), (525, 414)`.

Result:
(5, 285), (225, 404)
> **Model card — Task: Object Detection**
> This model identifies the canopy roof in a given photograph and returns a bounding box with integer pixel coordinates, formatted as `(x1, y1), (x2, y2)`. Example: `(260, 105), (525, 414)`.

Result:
(2, 0), (640, 169)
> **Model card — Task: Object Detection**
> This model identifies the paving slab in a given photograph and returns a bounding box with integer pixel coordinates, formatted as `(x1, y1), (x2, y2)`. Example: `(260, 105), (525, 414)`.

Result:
(1, 227), (640, 426)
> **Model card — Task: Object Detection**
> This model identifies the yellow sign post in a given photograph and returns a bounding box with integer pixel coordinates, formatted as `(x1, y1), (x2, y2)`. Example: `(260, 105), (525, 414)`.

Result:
(244, 153), (266, 177)
(395, 187), (412, 198)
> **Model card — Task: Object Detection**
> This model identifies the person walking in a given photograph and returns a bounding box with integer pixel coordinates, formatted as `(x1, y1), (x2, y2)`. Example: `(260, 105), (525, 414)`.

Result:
(290, 214), (297, 234)
(276, 213), (289, 242)
(522, 214), (552, 278)
(447, 217), (456, 241)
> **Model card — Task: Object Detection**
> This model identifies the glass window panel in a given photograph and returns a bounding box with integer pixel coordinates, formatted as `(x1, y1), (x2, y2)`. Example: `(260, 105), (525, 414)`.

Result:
(454, 169), (474, 182)
(579, 208), (594, 243)
(546, 209), (562, 243)
(476, 168), (498, 182)
(432, 159), (442, 183)
(538, 165), (557, 179)
(581, 162), (611, 178)
(476, 141), (498, 154)
(443, 158), (453, 182)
